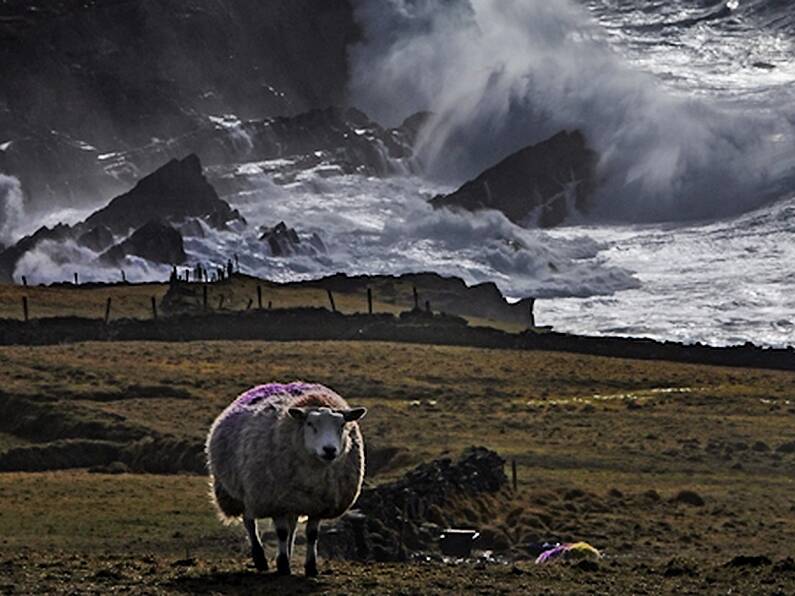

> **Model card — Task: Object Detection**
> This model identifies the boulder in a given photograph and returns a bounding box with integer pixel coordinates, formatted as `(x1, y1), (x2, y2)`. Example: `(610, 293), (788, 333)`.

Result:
(101, 220), (186, 266)
(259, 221), (325, 257)
(430, 130), (598, 227)
(84, 154), (240, 234)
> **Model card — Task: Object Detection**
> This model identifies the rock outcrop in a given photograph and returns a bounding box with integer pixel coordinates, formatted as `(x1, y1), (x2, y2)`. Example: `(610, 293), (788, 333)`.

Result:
(321, 447), (507, 561)
(104, 107), (424, 197)
(77, 225), (115, 252)
(259, 222), (326, 257)
(291, 272), (535, 328)
(101, 220), (186, 266)
(84, 154), (241, 234)
(0, 156), (228, 280)
(431, 131), (598, 227)
(0, 223), (74, 283)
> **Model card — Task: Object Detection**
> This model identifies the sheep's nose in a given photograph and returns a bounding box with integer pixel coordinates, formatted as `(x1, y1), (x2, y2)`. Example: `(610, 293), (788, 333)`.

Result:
(322, 446), (337, 460)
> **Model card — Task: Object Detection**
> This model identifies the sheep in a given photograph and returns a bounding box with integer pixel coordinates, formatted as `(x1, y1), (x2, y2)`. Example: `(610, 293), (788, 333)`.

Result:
(206, 381), (367, 576)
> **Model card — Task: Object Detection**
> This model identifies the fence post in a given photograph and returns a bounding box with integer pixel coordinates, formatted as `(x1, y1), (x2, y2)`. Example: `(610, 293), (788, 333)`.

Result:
(121, 270), (126, 283)
(413, 286), (419, 310)
(327, 289), (336, 313)
(246, 298), (253, 310)
(367, 288), (373, 314)
(151, 296), (158, 320)
(21, 275), (27, 287)
(22, 296), (28, 322)
(529, 298), (536, 329)
(257, 285), (263, 310)
(74, 272), (79, 286)
(104, 297), (112, 324)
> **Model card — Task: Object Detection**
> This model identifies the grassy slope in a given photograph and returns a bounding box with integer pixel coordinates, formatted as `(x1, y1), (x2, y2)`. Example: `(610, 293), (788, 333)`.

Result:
(0, 340), (793, 593)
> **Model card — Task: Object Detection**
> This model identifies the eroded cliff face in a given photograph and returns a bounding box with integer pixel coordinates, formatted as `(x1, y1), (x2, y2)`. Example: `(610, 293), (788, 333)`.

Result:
(0, 0), (358, 210)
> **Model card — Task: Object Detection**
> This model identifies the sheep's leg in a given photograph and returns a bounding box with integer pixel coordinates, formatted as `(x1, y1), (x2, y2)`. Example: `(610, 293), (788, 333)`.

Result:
(286, 514), (298, 558)
(244, 517), (267, 572)
(273, 515), (292, 575)
(304, 517), (321, 577)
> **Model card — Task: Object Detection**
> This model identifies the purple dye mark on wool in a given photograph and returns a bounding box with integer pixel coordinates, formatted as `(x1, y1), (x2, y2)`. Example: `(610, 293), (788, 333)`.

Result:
(232, 382), (317, 409)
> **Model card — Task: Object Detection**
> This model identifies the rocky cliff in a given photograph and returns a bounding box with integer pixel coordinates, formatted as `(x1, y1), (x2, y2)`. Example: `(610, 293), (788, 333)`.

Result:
(0, 155), (231, 281)
(431, 131), (598, 227)
(84, 154), (239, 234)
(0, 0), (358, 210)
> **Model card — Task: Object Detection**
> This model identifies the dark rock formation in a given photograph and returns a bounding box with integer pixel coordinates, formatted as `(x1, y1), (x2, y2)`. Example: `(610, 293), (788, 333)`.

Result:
(101, 220), (186, 266)
(291, 271), (535, 328)
(108, 107), (424, 196)
(77, 225), (115, 252)
(431, 131), (598, 227)
(0, 0), (358, 210)
(259, 222), (326, 257)
(0, 156), (229, 279)
(0, 126), (125, 213)
(321, 447), (507, 561)
(261, 222), (300, 257)
(84, 154), (240, 234)
(0, 223), (73, 283)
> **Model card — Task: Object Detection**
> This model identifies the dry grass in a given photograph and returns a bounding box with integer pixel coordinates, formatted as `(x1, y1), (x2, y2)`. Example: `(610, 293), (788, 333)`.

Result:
(0, 340), (793, 593)
(0, 277), (526, 331)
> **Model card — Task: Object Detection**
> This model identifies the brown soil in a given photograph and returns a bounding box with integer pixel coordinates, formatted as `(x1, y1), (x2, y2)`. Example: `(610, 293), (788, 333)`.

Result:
(0, 340), (792, 594)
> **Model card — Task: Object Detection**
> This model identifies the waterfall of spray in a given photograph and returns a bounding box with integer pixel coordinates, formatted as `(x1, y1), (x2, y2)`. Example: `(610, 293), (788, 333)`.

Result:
(0, 174), (25, 247)
(348, 0), (795, 223)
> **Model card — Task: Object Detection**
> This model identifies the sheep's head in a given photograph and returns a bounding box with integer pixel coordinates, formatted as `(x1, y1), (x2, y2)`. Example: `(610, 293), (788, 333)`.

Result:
(288, 406), (366, 463)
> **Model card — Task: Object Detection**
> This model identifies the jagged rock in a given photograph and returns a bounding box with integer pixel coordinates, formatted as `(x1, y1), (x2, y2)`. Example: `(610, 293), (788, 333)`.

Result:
(203, 207), (246, 231)
(77, 225), (115, 252)
(431, 130), (598, 227)
(111, 106), (423, 194)
(259, 221), (325, 257)
(84, 154), (238, 234)
(260, 222), (300, 256)
(0, 223), (74, 283)
(101, 220), (186, 266)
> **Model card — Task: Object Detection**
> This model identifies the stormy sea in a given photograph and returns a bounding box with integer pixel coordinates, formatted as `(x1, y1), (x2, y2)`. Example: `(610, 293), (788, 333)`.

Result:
(1, 0), (793, 347)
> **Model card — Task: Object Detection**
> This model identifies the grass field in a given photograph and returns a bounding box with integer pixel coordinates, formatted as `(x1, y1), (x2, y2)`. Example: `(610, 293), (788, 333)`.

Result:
(0, 340), (793, 593)
(0, 276), (527, 332)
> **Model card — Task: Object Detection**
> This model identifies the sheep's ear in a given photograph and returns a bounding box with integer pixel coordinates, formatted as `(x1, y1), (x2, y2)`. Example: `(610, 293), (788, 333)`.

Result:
(342, 407), (367, 422)
(288, 407), (307, 421)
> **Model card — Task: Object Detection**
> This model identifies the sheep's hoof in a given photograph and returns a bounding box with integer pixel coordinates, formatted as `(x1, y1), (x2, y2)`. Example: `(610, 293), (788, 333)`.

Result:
(276, 554), (291, 576)
(304, 561), (319, 577)
(251, 547), (268, 572)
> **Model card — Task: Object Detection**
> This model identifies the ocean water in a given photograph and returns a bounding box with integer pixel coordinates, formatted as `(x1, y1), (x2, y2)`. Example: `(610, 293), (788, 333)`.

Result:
(7, 0), (795, 347)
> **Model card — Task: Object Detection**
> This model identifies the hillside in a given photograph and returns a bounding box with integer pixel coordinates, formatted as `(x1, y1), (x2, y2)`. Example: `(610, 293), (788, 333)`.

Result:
(0, 0), (358, 210)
